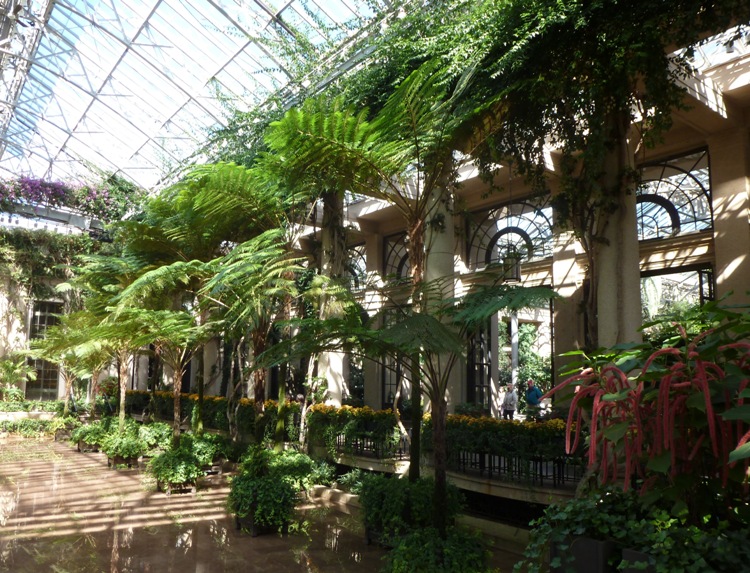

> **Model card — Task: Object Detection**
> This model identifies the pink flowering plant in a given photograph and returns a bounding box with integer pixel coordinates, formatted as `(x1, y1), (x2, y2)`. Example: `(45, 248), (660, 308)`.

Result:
(0, 175), (145, 223)
(547, 301), (750, 526)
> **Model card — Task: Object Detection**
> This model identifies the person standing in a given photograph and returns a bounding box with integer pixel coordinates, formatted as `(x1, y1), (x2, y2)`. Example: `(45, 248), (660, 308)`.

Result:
(525, 378), (543, 420)
(501, 383), (518, 420)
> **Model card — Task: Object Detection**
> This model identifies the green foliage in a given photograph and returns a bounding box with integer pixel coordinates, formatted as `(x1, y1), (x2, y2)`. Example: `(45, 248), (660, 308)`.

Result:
(384, 526), (492, 573)
(226, 446), (317, 533)
(0, 227), (99, 297)
(335, 467), (372, 495)
(306, 403), (402, 459)
(125, 390), (268, 439)
(358, 474), (463, 545)
(421, 413), (574, 467)
(0, 355), (36, 401)
(0, 400), (63, 413)
(137, 422), (173, 454)
(69, 417), (116, 448)
(514, 487), (750, 573)
(100, 431), (146, 460)
(308, 460), (336, 487)
(180, 432), (232, 466)
(0, 418), (60, 437)
(146, 447), (203, 487)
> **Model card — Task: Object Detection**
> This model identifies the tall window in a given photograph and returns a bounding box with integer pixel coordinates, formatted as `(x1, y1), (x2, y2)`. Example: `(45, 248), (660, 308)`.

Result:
(381, 309), (407, 409)
(26, 301), (62, 401)
(347, 243), (368, 291)
(637, 150), (712, 240)
(641, 267), (714, 322)
(467, 324), (492, 413)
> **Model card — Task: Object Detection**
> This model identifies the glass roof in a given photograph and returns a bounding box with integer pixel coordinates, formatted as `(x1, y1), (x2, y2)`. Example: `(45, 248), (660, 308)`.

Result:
(0, 0), (389, 189)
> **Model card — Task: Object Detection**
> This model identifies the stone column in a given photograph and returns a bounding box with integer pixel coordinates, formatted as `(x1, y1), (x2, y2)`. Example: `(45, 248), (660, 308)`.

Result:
(552, 229), (585, 385)
(363, 231), (384, 409)
(425, 189), (460, 412)
(708, 128), (750, 306)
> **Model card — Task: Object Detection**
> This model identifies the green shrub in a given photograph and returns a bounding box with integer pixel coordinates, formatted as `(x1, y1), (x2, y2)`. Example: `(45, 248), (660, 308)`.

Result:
(100, 432), (146, 460)
(138, 422), (172, 453)
(180, 432), (232, 466)
(146, 448), (203, 487)
(309, 460), (336, 487)
(384, 527), (492, 573)
(0, 418), (55, 437)
(359, 474), (464, 545)
(69, 417), (116, 447)
(336, 468), (372, 494)
(227, 446), (309, 533)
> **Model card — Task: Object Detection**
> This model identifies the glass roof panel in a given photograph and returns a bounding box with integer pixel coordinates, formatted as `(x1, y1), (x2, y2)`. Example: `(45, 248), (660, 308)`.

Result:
(0, 0), (391, 189)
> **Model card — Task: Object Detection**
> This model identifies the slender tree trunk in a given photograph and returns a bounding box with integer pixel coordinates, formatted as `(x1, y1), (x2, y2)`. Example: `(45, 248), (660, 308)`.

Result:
(118, 351), (129, 433)
(62, 370), (73, 417)
(298, 354), (318, 451)
(408, 358), (422, 481)
(274, 363), (287, 452)
(194, 345), (205, 435)
(431, 394), (448, 538)
(172, 367), (183, 448)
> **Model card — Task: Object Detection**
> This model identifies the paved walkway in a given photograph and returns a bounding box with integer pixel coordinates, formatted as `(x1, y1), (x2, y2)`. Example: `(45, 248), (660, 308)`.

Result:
(0, 437), (522, 572)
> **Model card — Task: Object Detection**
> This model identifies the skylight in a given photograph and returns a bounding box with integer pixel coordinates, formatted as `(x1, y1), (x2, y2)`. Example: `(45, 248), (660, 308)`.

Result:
(0, 0), (388, 190)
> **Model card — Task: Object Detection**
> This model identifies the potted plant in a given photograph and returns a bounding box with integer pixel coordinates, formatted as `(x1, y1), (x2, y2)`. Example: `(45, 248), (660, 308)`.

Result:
(180, 432), (232, 474)
(101, 431), (146, 468)
(358, 473), (463, 547)
(138, 421), (172, 457)
(146, 447), (203, 495)
(226, 446), (311, 536)
(69, 417), (115, 452)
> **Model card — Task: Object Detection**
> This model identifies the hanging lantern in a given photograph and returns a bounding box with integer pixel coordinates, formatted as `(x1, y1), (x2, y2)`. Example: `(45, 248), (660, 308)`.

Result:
(502, 245), (522, 283)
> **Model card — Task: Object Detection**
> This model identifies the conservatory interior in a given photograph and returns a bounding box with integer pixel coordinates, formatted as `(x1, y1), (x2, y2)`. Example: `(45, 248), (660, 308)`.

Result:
(1, 1), (749, 572)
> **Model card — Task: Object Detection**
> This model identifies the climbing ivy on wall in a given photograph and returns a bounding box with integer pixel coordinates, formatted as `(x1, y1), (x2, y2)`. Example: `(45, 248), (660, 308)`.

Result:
(0, 228), (101, 300)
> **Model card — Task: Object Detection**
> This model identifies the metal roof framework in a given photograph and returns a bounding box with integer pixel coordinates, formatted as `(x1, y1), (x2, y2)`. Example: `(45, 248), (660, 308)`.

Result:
(0, 0), (388, 189)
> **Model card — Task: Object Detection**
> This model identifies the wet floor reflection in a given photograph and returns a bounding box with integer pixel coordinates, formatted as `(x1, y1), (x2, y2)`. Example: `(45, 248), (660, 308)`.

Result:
(0, 438), (387, 573)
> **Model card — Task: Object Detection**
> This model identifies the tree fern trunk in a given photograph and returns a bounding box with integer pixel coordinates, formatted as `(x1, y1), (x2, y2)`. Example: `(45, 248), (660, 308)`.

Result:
(118, 351), (129, 433)
(172, 368), (182, 448)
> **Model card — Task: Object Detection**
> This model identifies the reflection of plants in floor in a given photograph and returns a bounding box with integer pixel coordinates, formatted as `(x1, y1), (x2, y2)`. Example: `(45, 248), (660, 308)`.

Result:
(209, 520), (228, 548)
(14, 535), (100, 573)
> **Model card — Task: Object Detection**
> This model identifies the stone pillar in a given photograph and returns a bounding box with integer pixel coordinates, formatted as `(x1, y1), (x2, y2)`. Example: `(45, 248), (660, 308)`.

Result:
(425, 188), (461, 412)
(708, 128), (750, 306)
(552, 229), (585, 385)
(363, 231), (384, 409)
(510, 312), (519, 387)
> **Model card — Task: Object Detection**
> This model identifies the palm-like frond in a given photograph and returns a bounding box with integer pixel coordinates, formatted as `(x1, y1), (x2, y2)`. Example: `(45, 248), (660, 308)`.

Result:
(450, 283), (558, 331)
(203, 229), (303, 331)
(113, 259), (216, 311)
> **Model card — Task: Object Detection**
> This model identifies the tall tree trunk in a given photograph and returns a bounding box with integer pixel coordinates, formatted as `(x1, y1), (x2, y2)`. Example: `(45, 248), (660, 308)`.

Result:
(274, 363), (287, 452)
(172, 367), (183, 448)
(117, 350), (129, 433)
(194, 345), (205, 436)
(408, 358), (422, 481)
(431, 394), (448, 538)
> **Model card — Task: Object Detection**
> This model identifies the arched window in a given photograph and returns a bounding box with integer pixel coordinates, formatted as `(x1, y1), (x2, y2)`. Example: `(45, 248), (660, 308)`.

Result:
(383, 233), (409, 282)
(637, 150), (712, 241)
(466, 196), (553, 271)
(346, 243), (367, 290)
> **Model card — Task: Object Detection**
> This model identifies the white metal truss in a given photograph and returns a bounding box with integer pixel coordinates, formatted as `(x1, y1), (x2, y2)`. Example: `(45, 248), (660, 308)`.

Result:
(0, 0), (390, 189)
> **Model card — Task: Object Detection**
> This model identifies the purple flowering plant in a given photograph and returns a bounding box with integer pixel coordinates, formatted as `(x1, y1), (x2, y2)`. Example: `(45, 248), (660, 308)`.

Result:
(0, 175), (145, 223)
